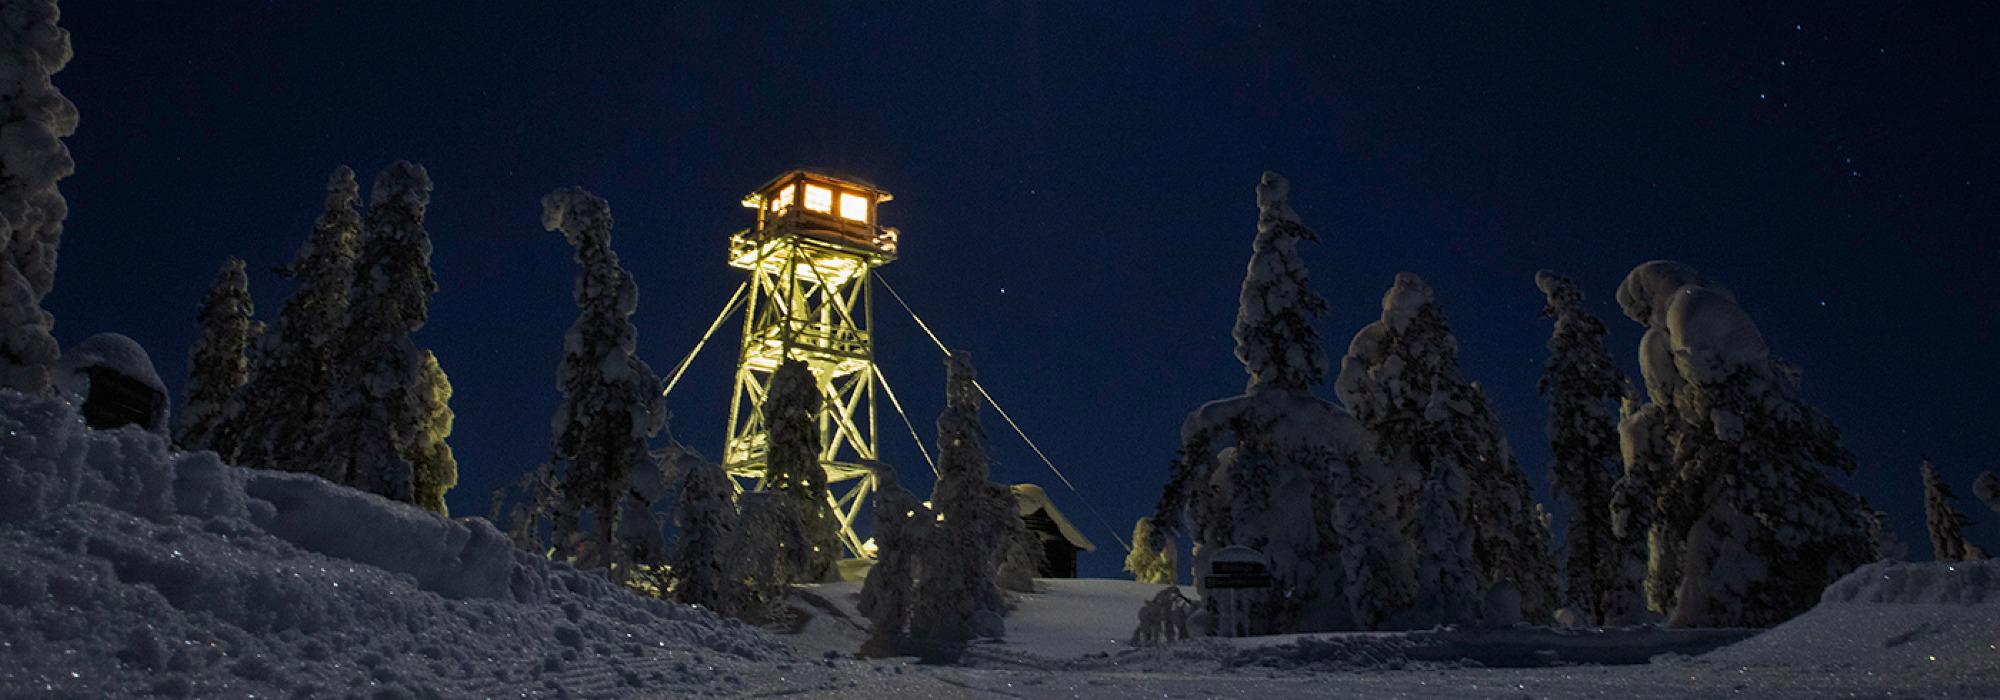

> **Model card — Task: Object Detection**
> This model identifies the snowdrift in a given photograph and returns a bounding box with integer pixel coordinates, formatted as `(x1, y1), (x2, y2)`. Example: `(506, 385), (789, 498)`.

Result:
(0, 389), (827, 698)
(1696, 559), (2000, 681)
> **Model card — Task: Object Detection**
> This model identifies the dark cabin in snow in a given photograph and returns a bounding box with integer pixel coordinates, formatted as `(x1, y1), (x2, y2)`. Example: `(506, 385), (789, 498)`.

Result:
(57, 333), (171, 435)
(1011, 484), (1096, 578)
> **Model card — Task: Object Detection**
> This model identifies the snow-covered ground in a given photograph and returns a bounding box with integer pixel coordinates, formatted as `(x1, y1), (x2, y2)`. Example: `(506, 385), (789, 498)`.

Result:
(7, 386), (2000, 698)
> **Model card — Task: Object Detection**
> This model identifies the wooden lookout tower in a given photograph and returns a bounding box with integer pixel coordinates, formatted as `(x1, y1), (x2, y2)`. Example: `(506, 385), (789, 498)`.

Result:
(723, 169), (899, 558)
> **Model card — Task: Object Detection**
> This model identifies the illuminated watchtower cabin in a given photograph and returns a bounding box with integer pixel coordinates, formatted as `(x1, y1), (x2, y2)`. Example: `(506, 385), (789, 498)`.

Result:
(724, 170), (898, 558)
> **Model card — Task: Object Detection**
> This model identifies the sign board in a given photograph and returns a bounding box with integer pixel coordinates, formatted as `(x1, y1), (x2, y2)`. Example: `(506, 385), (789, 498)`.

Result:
(1203, 545), (1271, 637)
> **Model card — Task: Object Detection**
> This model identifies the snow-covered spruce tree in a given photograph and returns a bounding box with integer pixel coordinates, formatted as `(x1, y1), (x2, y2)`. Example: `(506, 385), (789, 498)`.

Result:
(222, 166), (362, 471)
(909, 350), (1010, 662)
(671, 454), (743, 615)
(1153, 172), (1401, 633)
(1124, 517), (1177, 584)
(995, 487), (1045, 593)
(175, 257), (254, 453)
(1336, 273), (1558, 625)
(314, 162), (437, 502)
(1856, 497), (1907, 561)
(1976, 471), (2000, 515)
(541, 187), (667, 573)
(1534, 270), (1646, 625)
(407, 349), (457, 514)
(0, 0), (76, 394)
(1613, 261), (1872, 627)
(761, 359), (841, 583)
(859, 463), (928, 655)
(1922, 460), (1985, 561)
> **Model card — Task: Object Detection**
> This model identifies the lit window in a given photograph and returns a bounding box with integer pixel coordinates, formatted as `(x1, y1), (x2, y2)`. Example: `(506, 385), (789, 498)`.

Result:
(803, 184), (833, 213)
(839, 192), (869, 223)
(767, 184), (794, 214)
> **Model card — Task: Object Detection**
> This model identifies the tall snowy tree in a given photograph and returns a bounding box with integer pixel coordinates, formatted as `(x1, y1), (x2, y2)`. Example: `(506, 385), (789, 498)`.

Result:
(541, 187), (667, 571)
(0, 0), (75, 394)
(761, 359), (841, 583)
(910, 350), (1010, 662)
(1124, 517), (1177, 585)
(671, 454), (742, 614)
(1612, 261), (1871, 627)
(859, 463), (927, 655)
(1534, 270), (1645, 625)
(222, 166), (362, 472)
(315, 161), (438, 502)
(1336, 272), (1559, 625)
(408, 349), (457, 514)
(1154, 172), (1402, 633)
(175, 257), (254, 453)
(1922, 460), (1984, 561)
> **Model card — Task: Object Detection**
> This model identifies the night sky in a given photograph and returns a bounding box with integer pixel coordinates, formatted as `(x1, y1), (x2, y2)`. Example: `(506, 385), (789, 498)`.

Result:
(48, 3), (1998, 576)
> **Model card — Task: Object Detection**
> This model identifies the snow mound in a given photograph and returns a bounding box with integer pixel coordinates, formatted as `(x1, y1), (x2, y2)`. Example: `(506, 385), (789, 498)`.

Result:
(1698, 561), (2000, 679)
(1818, 559), (2000, 606)
(0, 389), (821, 698)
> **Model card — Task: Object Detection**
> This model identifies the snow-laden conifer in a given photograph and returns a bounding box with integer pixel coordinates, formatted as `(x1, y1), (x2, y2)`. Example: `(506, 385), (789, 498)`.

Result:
(996, 490), (1045, 593)
(1613, 261), (1872, 627)
(761, 358), (841, 583)
(540, 187), (667, 569)
(1922, 460), (1984, 561)
(1155, 173), (1402, 633)
(909, 350), (1008, 661)
(175, 258), (254, 453)
(1535, 270), (1645, 625)
(1857, 497), (1907, 562)
(1124, 517), (1177, 585)
(316, 162), (438, 502)
(671, 454), (742, 614)
(1336, 273), (1559, 624)
(223, 166), (362, 471)
(1976, 471), (2000, 515)
(0, 0), (75, 394)
(859, 463), (928, 654)
(408, 349), (457, 514)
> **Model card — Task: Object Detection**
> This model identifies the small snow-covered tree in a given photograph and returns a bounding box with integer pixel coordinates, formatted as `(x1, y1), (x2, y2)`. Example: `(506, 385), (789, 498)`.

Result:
(995, 487), (1044, 593)
(408, 349), (457, 514)
(1337, 273), (1558, 625)
(316, 161), (438, 502)
(1613, 261), (1872, 627)
(1975, 471), (2000, 515)
(1922, 460), (1984, 561)
(1856, 497), (1907, 561)
(859, 463), (928, 654)
(1124, 517), (1177, 584)
(175, 257), (254, 453)
(671, 454), (743, 614)
(910, 350), (1009, 662)
(223, 166), (362, 471)
(761, 358), (841, 583)
(0, 0), (75, 395)
(1156, 172), (1403, 633)
(1534, 270), (1645, 625)
(541, 187), (667, 570)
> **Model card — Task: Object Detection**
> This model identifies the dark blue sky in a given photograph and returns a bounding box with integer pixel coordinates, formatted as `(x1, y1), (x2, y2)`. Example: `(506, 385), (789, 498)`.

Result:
(49, 3), (1998, 576)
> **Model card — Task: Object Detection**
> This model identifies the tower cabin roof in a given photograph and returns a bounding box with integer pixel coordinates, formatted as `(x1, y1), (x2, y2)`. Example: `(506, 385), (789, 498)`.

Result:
(1011, 483), (1096, 552)
(752, 168), (893, 203)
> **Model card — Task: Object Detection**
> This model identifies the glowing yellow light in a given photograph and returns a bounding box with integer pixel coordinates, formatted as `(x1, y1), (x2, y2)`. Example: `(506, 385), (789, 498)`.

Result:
(803, 184), (833, 213)
(767, 184), (794, 214)
(839, 192), (869, 222)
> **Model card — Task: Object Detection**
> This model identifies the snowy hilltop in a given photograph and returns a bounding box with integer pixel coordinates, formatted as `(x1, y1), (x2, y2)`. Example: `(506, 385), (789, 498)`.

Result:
(0, 388), (851, 698)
